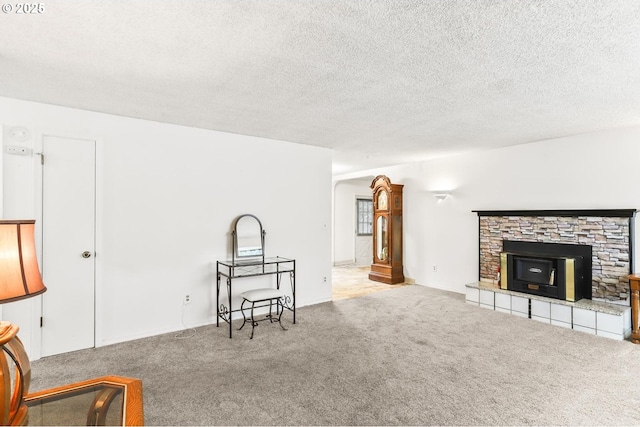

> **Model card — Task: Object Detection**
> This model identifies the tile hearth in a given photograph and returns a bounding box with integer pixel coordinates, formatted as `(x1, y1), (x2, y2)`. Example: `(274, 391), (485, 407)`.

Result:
(466, 282), (632, 341)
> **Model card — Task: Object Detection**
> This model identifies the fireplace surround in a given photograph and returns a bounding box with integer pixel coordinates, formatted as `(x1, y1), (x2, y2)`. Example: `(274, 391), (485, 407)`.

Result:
(475, 209), (636, 301)
(469, 209), (635, 341)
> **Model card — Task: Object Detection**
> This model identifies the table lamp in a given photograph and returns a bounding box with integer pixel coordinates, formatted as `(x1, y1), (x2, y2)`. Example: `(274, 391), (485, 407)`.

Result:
(0, 219), (47, 425)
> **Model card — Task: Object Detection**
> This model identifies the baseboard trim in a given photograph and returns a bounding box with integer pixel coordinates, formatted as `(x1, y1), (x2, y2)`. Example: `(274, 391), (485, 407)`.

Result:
(333, 260), (356, 266)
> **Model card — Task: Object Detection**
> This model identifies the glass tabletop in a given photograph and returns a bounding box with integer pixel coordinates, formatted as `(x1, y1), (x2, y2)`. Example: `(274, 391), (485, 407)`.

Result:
(23, 376), (143, 426)
(218, 256), (293, 267)
(26, 384), (124, 426)
(217, 256), (294, 278)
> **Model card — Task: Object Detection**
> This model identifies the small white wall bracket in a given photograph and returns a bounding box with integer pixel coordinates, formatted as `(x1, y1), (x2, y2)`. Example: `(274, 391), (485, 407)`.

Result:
(5, 145), (32, 156)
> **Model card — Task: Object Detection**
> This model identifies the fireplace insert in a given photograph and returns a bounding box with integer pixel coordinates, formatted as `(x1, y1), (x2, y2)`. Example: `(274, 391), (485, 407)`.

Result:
(500, 240), (591, 302)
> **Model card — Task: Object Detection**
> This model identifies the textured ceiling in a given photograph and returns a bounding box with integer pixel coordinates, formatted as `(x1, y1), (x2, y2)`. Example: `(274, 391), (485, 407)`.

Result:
(1, 0), (639, 174)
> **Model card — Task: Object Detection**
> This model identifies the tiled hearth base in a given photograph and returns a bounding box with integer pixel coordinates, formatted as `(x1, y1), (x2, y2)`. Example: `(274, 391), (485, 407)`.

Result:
(466, 282), (632, 341)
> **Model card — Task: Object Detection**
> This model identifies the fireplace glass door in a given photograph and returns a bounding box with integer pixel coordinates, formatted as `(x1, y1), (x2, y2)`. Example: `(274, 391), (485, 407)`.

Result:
(514, 257), (556, 286)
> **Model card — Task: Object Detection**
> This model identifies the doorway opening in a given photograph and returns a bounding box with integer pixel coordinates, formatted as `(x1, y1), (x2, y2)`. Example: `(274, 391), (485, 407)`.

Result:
(333, 177), (409, 300)
(332, 264), (410, 300)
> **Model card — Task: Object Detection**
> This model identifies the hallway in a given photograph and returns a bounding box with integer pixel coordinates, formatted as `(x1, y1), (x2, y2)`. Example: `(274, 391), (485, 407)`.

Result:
(332, 264), (410, 300)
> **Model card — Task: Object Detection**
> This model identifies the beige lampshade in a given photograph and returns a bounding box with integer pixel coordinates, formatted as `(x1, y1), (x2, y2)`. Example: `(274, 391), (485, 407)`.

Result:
(0, 220), (47, 303)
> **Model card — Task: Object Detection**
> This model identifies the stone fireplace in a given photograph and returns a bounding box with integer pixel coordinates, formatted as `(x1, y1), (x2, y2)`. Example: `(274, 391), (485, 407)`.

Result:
(475, 209), (636, 302)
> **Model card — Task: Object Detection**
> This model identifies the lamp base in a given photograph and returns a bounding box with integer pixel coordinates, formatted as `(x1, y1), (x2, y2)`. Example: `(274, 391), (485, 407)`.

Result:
(0, 321), (30, 425)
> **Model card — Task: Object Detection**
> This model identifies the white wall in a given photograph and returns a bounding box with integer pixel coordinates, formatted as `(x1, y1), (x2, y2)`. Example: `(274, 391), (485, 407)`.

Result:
(335, 126), (640, 294)
(1, 97), (333, 358)
(332, 177), (373, 265)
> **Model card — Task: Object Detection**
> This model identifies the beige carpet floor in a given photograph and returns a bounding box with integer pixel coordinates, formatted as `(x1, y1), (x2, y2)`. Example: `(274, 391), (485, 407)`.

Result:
(29, 284), (640, 426)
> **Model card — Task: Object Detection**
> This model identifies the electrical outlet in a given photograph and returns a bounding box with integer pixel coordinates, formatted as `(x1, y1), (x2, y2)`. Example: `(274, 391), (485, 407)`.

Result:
(323, 276), (327, 283)
(184, 294), (191, 305)
(432, 265), (437, 272)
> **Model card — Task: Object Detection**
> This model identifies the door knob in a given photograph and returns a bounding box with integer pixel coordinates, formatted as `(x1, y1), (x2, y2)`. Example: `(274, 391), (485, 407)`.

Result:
(82, 251), (92, 258)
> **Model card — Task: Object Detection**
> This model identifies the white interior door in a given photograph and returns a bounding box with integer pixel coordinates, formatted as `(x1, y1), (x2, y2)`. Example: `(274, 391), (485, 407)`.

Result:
(41, 135), (96, 356)
(355, 235), (372, 265)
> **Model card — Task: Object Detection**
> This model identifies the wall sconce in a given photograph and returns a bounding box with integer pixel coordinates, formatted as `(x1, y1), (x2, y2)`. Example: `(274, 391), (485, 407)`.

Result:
(431, 191), (452, 201)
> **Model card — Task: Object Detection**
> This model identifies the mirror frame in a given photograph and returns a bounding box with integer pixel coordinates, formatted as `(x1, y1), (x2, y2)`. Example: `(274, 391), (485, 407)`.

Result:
(231, 214), (266, 265)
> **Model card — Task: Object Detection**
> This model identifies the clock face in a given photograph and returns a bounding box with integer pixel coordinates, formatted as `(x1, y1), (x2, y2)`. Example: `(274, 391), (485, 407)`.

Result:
(378, 190), (388, 210)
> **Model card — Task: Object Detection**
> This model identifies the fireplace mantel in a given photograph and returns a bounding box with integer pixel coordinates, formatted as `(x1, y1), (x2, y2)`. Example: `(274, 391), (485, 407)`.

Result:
(472, 209), (637, 218)
(474, 209), (636, 218)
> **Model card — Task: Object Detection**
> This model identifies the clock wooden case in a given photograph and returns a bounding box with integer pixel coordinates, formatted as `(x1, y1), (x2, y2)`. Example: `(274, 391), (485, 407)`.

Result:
(369, 175), (404, 284)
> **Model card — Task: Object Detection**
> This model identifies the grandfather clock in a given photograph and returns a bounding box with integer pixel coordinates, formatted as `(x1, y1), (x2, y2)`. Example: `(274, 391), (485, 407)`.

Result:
(369, 175), (404, 284)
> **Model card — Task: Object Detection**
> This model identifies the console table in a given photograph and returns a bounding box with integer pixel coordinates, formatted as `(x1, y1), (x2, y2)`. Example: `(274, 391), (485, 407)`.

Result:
(216, 256), (295, 338)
